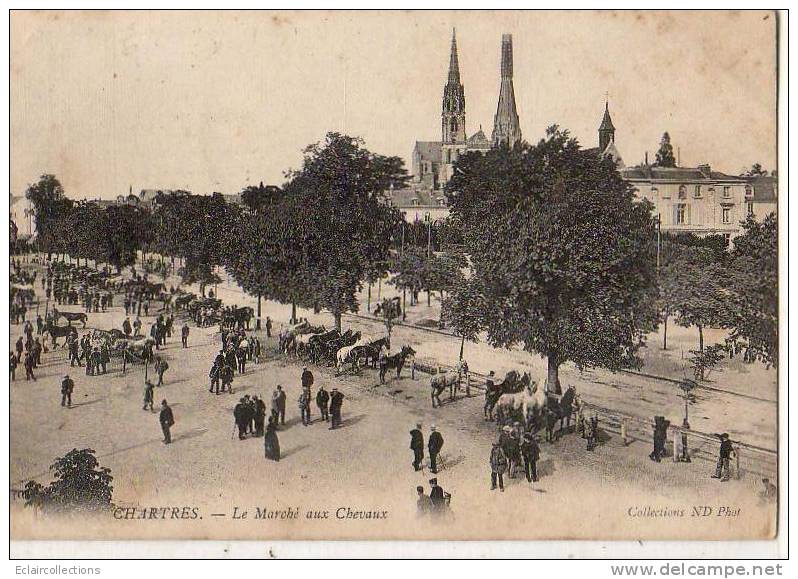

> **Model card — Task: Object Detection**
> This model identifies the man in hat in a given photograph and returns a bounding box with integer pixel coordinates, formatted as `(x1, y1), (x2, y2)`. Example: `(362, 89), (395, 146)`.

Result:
(520, 432), (540, 483)
(428, 478), (446, 513)
(712, 433), (735, 482)
(159, 399), (175, 444)
(428, 425), (444, 474)
(410, 423), (424, 471)
(316, 384), (330, 422)
(181, 322), (190, 348)
(299, 387), (312, 426)
(272, 385), (286, 426)
(253, 395), (267, 437)
(490, 440), (508, 491)
(234, 397), (249, 440)
(61, 374), (75, 407)
(143, 380), (155, 412)
(329, 388), (345, 429)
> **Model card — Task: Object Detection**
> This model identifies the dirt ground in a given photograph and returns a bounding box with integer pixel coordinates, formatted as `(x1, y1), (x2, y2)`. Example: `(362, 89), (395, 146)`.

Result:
(9, 259), (778, 541)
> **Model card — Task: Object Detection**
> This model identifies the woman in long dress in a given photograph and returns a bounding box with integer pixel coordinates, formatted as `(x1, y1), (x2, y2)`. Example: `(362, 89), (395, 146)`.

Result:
(264, 416), (280, 461)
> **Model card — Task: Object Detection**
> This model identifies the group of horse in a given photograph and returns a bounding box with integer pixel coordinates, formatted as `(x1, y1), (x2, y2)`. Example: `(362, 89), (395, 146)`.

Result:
(482, 370), (578, 436)
(278, 321), (417, 383)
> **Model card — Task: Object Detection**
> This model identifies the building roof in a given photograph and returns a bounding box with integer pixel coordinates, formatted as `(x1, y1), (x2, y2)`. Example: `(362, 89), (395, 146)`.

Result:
(746, 175), (777, 202)
(384, 187), (448, 209)
(413, 141), (442, 163)
(621, 165), (747, 183)
(467, 128), (490, 149)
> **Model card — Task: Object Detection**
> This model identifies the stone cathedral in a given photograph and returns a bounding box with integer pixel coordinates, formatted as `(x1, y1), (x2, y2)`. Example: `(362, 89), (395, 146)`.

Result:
(411, 31), (522, 191)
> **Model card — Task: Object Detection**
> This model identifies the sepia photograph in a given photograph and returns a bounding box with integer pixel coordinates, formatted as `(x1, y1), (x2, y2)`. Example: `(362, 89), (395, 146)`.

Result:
(7, 8), (784, 556)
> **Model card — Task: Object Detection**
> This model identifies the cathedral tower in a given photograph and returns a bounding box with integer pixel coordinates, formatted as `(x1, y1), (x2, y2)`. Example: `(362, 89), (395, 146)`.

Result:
(491, 34), (522, 147)
(440, 29), (467, 185)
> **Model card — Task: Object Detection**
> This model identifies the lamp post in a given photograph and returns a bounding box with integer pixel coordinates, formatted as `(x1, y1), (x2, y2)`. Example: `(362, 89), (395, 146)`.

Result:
(678, 378), (697, 429)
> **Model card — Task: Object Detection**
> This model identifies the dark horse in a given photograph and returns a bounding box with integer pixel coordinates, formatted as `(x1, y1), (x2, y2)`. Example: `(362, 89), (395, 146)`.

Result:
(53, 309), (88, 328)
(379, 345), (416, 383)
(354, 337), (390, 371)
(541, 386), (576, 439)
(43, 322), (78, 348)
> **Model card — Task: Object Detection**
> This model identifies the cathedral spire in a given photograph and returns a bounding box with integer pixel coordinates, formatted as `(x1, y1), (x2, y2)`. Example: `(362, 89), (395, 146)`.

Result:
(492, 34), (522, 147)
(448, 28), (460, 85)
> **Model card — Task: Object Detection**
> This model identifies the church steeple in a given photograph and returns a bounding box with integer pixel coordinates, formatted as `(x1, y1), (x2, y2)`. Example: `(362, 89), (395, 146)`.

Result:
(492, 34), (522, 147)
(599, 99), (615, 153)
(441, 28), (466, 145)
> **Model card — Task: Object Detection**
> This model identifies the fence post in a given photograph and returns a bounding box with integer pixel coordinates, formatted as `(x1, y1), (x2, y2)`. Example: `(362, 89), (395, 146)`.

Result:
(411, 360), (415, 380)
(621, 418), (628, 446)
(465, 372), (471, 397)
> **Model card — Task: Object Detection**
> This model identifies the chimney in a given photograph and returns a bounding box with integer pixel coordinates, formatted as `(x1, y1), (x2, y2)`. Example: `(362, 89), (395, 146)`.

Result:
(697, 164), (711, 178)
(645, 151), (649, 166)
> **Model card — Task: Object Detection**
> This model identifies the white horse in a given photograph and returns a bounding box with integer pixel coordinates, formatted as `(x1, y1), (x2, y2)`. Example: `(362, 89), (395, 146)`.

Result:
(495, 380), (546, 427)
(430, 360), (468, 408)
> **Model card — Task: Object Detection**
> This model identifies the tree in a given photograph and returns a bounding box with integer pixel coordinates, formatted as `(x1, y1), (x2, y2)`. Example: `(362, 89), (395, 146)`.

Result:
(280, 133), (407, 331)
(240, 182), (282, 213)
(377, 297), (401, 345)
(654, 132), (677, 168)
(104, 204), (150, 272)
(389, 247), (426, 319)
(725, 213), (778, 367)
(447, 126), (659, 393)
(741, 163), (768, 177)
(24, 174), (73, 254)
(23, 449), (113, 515)
(442, 276), (486, 360)
(423, 252), (467, 324)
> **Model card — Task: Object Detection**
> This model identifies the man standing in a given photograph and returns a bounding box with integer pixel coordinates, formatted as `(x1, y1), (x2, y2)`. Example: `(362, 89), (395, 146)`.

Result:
(154, 356), (169, 387)
(428, 425), (443, 474)
(490, 441), (508, 492)
(265, 316), (272, 338)
(299, 387), (312, 426)
(181, 323), (189, 348)
(253, 395), (267, 437)
(272, 385), (286, 426)
(316, 385), (330, 422)
(123, 317), (132, 338)
(159, 400), (175, 444)
(36, 314), (44, 336)
(15, 336), (23, 363)
(520, 432), (540, 483)
(61, 374), (74, 407)
(712, 433), (735, 482)
(329, 388), (344, 429)
(301, 366), (314, 390)
(428, 478), (446, 514)
(410, 424), (424, 471)
(220, 363), (234, 394)
(143, 380), (155, 411)
(10, 351), (17, 381)
(234, 398), (249, 440)
(24, 350), (36, 381)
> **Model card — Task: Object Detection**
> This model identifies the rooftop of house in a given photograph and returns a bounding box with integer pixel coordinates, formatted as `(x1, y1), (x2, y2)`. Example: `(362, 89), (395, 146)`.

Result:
(383, 187), (448, 208)
(621, 164), (746, 182)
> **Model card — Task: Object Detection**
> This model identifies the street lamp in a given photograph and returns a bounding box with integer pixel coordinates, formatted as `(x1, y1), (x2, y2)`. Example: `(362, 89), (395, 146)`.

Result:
(678, 378), (697, 429)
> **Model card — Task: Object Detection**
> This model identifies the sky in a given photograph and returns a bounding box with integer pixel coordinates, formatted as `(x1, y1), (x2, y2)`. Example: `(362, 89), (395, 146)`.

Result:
(11, 10), (778, 199)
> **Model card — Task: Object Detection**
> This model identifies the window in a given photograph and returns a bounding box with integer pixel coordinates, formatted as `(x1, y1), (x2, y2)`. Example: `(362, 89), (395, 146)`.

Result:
(411, 198), (420, 207)
(723, 233), (731, 248)
(675, 203), (688, 225)
(723, 186), (731, 198)
(747, 201), (754, 216)
(694, 185), (702, 198)
(722, 206), (731, 224)
(678, 185), (687, 199)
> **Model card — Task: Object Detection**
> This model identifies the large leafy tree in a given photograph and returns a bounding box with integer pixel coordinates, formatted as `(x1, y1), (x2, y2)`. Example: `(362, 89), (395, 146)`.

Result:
(240, 182), (282, 213)
(654, 132), (677, 168)
(280, 133), (406, 331)
(726, 213), (778, 367)
(103, 204), (150, 272)
(24, 174), (73, 254)
(447, 126), (659, 393)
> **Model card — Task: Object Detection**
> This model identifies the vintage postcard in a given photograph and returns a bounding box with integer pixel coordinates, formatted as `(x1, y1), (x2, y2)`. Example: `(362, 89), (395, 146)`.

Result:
(9, 9), (781, 549)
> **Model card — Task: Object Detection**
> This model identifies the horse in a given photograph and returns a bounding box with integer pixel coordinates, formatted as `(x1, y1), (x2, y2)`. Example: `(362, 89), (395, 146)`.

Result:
(356, 336), (391, 370)
(42, 322), (77, 348)
(294, 328), (329, 358)
(484, 370), (525, 421)
(379, 345), (416, 383)
(307, 329), (340, 363)
(495, 378), (546, 430)
(430, 360), (468, 408)
(53, 309), (88, 328)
